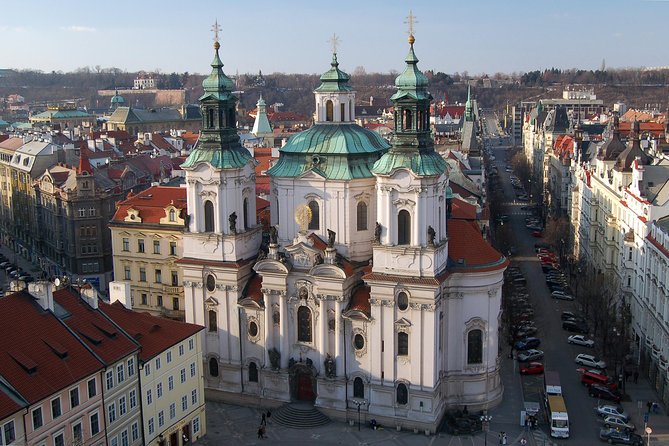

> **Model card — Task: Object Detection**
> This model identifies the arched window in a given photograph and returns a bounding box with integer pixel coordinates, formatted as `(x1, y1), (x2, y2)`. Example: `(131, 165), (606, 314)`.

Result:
(208, 109), (214, 128)
(403, 109), (412, 130)
(467, 329), (483, 364)
(308, 201), (319, 230)
(169, 209), (176, 222)
(353, 377), (364, 399)
(227, 108), (235, 129)
(219, 108), (225, 128)
(356, 202), (368, 231)
(397, 332), (409, 356)
(326, 100), (334, 122)
(243, 197), (249, 230)
(208, 310), (217, 332)
(209, 358), (219, 377)
(297, 306), (312, 343)
(204, 200), (214, 232)
(248, 362), (258, 383)
(340, 103), (346, 122)
(398, 210), (411, 245)
(396, 383), (408, 405)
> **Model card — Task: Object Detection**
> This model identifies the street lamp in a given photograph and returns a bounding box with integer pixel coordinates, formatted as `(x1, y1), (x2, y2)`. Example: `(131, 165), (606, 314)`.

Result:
(350, 399), (367, 432)
(645, 426), (652, 446)
(480, 412), (493, 446)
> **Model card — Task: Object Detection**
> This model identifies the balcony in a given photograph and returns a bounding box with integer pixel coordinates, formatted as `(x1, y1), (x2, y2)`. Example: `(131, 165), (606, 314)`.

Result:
(163, 285), (183, 294)
(160, 307), (185, 321)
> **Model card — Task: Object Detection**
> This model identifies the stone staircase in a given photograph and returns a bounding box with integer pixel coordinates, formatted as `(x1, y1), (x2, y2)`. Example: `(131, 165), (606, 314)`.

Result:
(271, 402), (330, 429)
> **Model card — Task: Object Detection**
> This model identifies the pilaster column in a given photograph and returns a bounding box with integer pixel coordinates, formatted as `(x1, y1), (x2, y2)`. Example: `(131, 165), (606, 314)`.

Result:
(279, 295), (289, 368)
(264, 293), (272, 366)
(319, 299), (327, 372)
(334, 299), (342, 376)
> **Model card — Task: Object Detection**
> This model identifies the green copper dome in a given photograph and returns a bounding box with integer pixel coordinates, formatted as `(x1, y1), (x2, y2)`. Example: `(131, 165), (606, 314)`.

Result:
(111, 90), (125, 104)
(391, 44), (430, 101)
(201, 46), (235, 100)
(315, 53), (352, 92)
(267, 124), (389, 179)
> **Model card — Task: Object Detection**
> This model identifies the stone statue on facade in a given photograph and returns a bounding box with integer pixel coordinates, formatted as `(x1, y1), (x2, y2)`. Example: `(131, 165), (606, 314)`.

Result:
(324, 354), (336, 378)
(374, 222), (382, 243)
(314, 253), (323, 265)
(229, 212), (237, 234)
(268, 348), (280, 371)
(427, 225), (436, 246)
(184, 213), (191, 232)
(327, 229), (336, 248)
(269, 225), (278, 244)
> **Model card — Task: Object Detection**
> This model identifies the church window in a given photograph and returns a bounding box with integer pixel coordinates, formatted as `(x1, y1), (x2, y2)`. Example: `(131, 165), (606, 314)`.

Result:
(403, 109), (412, 130)
(398, 210), (411, 245)
(397, 332), (409, 356)
(396, 383), (408, 405)
(243, 197), (249, 230)
(353, 334), (365, 351)
(207, 109), (214, 128)
(208, 310), (217, 332)
(248, 362), (258, 383)
(204, 200), (214, 232)
(208, 358), (219, 377)
(297, 306), (312, 343)
(340, 103), (346, 122)
(206, 274), (216, 292)
(325, 100), (334, 122)
(169, 209), (176, 222)
(397, 292), (409, 311)
(356, 201), (368, 231)
(353, 377), (364, 399)
(467, 329), (483, 364)
(248, 321), (258, 338)
(219, 108), (225, 127)
(349, 101), (353, 121)
(308, 201), (319, 230)
(227, 108), (235, 128)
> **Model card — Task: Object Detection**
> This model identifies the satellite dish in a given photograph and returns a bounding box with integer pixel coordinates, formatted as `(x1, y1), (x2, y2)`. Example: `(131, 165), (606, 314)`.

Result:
(54, 278), (61, 287)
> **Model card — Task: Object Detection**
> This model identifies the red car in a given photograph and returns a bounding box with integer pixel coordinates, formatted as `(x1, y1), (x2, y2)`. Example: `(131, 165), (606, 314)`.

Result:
(532, 231), (543, 238)
(520, 361), (545, 375)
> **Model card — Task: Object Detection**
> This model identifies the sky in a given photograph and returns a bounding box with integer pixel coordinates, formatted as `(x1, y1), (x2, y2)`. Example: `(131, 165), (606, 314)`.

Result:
(2, 0), (669, 76)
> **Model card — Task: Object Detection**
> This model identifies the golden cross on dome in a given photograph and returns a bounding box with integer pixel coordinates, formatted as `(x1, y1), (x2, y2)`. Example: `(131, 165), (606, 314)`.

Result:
(405, 10), (417, 36)
(211, 19), (221, 44)
(329, 33), (340, 54)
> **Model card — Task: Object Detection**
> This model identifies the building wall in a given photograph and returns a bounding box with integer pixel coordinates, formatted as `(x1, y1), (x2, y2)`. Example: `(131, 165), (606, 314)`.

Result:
(0, 410), (25, 445)
(102, 355), (143, 446)
(25, 372), (105, 446)
(139, 334), (206, 446)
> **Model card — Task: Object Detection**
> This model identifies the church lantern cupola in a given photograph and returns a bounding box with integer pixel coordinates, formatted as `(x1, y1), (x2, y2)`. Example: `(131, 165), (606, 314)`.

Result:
(314, 34), (356, 124)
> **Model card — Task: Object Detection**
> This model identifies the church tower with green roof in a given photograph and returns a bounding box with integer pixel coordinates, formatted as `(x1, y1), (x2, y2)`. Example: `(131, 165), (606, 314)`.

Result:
(370, 28), (449, 277)
(181, 25), (262, 387)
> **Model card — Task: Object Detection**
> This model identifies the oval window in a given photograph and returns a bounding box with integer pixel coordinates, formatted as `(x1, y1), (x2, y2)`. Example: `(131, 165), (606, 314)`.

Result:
(397, 292), (409, 311)
(354, 334), (365, 350)
(248, 321), (258, 337)
(206, 274), (216, 292)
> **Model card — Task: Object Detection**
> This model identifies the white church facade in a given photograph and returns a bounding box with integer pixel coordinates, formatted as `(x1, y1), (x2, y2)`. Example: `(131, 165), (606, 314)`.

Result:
(180, 30), (507, 433)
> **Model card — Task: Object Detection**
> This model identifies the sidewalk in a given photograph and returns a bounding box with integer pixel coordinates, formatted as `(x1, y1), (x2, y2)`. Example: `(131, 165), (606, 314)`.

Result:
(621, 378), (669, 445)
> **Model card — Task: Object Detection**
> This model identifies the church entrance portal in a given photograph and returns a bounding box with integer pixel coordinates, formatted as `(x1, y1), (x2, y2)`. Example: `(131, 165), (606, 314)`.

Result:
(289, 361), (316, 402)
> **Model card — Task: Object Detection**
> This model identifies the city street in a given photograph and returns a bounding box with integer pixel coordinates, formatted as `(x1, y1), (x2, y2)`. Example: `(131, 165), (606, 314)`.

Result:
(489, 142), (669, 445)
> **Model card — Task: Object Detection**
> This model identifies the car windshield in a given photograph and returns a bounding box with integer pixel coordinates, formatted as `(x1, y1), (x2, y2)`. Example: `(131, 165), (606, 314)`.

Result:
(553, 420), (568, 428)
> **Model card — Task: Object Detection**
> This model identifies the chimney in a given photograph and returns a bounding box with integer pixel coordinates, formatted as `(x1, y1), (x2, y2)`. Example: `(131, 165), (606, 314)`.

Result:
(370, 95), (374, 106)
(80, 283), (99, 309)
(28, 281), (55, 312)
(109, 281), (132, 309)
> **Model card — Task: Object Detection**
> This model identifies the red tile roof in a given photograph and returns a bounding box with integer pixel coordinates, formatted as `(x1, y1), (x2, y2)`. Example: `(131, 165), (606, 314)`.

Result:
(435, 105), (465, 119)
(307, 234), (356, 277)
(0, 389), (24, 421)
(77, 143), (93, 175)
(241, 273), (263, 307)
(451, 198), (477, 220)
(53, 288), (139, 364)
(447, 219), (507, 272)
(100, 301), (203, 362)
(344, 285), (371, 319)
(618, 121), (665, 138)
(0, 291), (104, 407)
(111, 186), (187, 225)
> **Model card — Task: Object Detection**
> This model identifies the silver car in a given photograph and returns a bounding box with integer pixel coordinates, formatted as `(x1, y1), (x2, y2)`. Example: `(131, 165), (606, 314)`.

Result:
(517, 349), (544, 362)
(595, 405), (629, 422)
(575, 353), (606, 369)
(602, 415), (635, 431)
(568, 335), (594, 347)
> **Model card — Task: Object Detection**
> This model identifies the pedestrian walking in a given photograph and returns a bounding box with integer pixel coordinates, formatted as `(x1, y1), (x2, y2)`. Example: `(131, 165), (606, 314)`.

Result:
(261, 413), (266, 426)
(257, 426), (263, 439)
(647, 401), (653, 413)
(634, 370), (639, 383)
(502, 432), (508, 445)
(652, 402), (659, 414)
(266, 409), (272, 425)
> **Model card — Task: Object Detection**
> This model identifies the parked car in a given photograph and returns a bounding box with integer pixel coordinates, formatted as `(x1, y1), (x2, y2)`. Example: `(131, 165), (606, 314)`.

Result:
(581, 370), (618, 389)
(575, 354), (606, 369)
(517, 349), (544, 362)
(589, 384), (622, 403)
(601, 415), (635, 432)
(563, 320), (589, 334)
(599, 428), (642, 445)
(552, 292), (575, 301)
(514, 337), (541, 351)
(568, 335), (594, 347)
(531, 231), (543, 238)
(561, 311), (578, 321)
(595, 405), (629, 421)
(520, 361), (544, 375)
(18, 275), (34, 283)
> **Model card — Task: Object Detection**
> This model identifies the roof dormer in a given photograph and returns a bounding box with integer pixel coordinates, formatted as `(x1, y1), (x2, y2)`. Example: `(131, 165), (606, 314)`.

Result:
(124, 207), (142, 223)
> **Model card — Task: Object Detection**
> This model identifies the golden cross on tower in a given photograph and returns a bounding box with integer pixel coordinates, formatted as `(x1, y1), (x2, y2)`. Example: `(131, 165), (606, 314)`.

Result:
(329, 33), (340, 54)
(404, 10), (417, 45)
(211, 19), (221, 44)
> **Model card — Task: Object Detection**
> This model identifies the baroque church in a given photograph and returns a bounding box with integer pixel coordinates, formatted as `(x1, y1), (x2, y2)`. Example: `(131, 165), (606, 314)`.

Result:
(180, 27), (507, 433)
